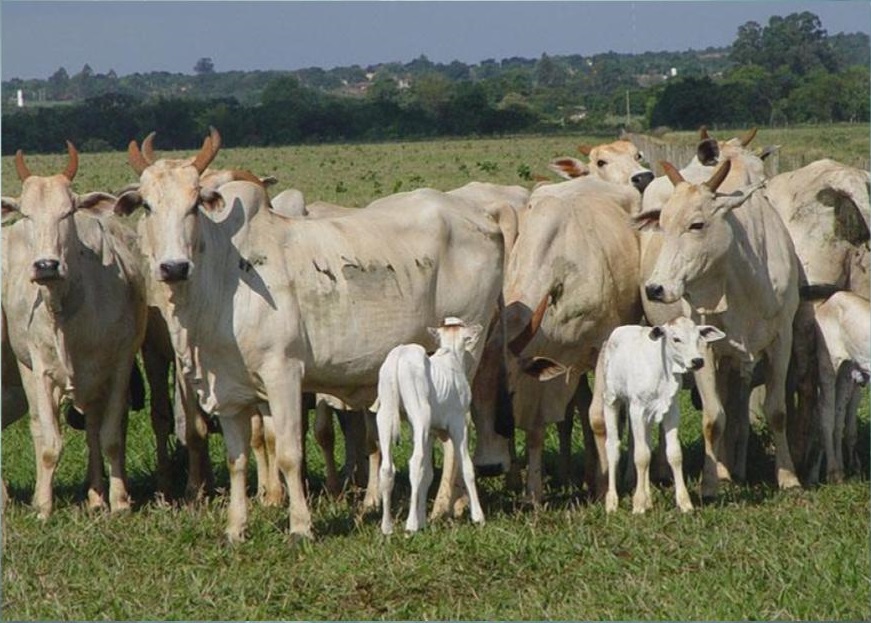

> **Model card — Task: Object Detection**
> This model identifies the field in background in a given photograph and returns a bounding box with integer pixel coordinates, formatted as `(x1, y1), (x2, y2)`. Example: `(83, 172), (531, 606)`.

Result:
(2, 127), (869, 620)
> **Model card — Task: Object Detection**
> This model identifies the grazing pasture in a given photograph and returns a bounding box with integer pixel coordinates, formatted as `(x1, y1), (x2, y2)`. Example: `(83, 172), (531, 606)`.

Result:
(2, 128), (869, 620)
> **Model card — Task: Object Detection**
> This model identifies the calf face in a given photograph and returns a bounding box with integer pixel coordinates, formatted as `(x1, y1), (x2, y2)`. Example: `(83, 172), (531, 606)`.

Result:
(653, 316), (725, 373)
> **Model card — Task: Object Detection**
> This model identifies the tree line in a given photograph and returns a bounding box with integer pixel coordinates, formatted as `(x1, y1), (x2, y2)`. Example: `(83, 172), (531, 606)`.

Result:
(3, 11), (867, 155)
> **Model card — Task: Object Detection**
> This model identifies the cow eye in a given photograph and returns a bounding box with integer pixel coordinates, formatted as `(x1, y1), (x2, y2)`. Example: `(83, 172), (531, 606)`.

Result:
(142, 202), (153, 214)
(597, 160), (607, 167)
(689, 221), (705, 231)
(636, 152), (643, 161)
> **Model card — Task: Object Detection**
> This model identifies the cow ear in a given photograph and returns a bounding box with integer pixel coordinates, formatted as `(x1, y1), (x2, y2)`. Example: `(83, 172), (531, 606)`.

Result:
(519, 356), (568, 382)
(712, 183), (762, 216)
(76, 192), (117, 215)
(548, 157), (588, 180)
(632, 209), (661, 232)
(759, 144), (781, 161)
(114, 191), (143, 216)
(697, 138), (720, 166)
(648, 326), (665, 341)
(698, 325), (726, 343)
(199, 188), (225, 213)
(1, 197), (21, 224)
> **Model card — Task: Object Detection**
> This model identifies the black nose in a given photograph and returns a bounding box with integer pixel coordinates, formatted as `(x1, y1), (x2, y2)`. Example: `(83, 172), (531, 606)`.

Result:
(690, 358), (705, 371)
(32, 259), (61, 282)
(159, 261), (191, 282)
(632, 171), (655, 193)
(645, 284), (665, 302)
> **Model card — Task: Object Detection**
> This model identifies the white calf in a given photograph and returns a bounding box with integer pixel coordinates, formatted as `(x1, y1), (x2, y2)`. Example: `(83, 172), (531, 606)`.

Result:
(814, 291), (870, 483)
(376, 318), (484, 534)
(594, 317), (725, 513)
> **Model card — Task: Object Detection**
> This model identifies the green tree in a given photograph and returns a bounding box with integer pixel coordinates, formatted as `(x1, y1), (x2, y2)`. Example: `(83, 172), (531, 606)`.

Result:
(194, 57), (215, 75)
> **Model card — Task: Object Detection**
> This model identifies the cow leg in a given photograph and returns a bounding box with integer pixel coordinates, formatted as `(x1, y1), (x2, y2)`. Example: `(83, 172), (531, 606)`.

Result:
(220, 413), (251, 542)
(723, 368), (751, 483)
(251, 411), (283, 506)
(764, 334), (801, 489)
(694, 348), (727, 499)
(177, 373), (213, 502)
(264, 360), (312, 539)
(603, 398), (621, 513)
(250, 411), (268, 502)
(843, 381), (862, 477)
(84, 408), (107, 510)
(22, 363), (63, 518)
(98, 364), (133, 513)
(314, 399), (341, 496)
(140, 344), (174, 500)
(339, 411), (368, 488)
(362, 411), (381, 511)
(817, 357), (839, 483)
(663, 402), (693, 512)
(586, 358), (609, 500)
(452, 415), (484, 524)
(430, 435), (460, 520)
(630, 405), (653, 514)
(418, 433), (436, 531)
(524, 423), (545, 504)
(556, 412), (574, 487)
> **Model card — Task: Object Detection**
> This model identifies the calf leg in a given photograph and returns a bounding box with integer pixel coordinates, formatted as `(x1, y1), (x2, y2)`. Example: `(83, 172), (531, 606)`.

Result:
(663, 403), (692, 512)
(376, 407), (396, 536)
(452, 416), (484, 524)
(603, 399), (621, 513)
(630, 405), (653, 514)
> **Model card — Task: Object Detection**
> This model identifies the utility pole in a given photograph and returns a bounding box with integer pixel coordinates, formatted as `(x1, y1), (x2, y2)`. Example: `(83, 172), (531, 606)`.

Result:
(625, 90), (631, 127)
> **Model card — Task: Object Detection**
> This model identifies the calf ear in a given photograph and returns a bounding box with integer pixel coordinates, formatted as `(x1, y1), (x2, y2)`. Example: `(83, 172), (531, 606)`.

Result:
(548, 157), (588, 179)
(2, 197), (21, 222)
(648, 326), (665, 341)
(199, 188), (226, 213)
(114, 191), (143, 216)
(76, 192), (117, 215)
(632, 209), (661, 232)
(519, 356), (568, 382)
(698, 325), (726, 343)
(464, 323), (484, 351)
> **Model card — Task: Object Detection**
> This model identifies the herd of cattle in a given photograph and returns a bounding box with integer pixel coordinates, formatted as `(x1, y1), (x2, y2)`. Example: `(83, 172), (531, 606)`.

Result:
(1, 126), (868, 540)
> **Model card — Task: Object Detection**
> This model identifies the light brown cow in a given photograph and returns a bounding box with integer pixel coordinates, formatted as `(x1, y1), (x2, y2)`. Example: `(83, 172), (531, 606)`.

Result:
(497, 176), (643, 502)
(634, 160), (801, 497)
(2, 143), (148, 517)
(115, 129), (505, 541)
(548, 139), (655, 195)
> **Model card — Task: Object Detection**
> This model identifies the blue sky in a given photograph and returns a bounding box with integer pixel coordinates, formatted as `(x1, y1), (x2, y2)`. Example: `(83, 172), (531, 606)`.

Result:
(2, 1), (869, 80)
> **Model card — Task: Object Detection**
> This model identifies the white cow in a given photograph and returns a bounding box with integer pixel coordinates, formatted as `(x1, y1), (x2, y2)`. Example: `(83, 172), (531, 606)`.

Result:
(592, 318), (725, 514)
(635, 159), (801, 497)
(116, 128), (505, 541)
(812, 291), (869, 483)
(376, 318), (484, 534)
(2, 143), (148, 517)
(547, 138), (655, 195)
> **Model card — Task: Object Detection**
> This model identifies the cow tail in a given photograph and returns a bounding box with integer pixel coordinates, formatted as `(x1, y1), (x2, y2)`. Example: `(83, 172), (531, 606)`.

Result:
(378, 352), (403, 446)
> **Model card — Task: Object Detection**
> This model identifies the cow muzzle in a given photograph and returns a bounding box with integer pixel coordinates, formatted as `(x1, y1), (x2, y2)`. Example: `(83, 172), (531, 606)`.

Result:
(689, 358), (705, 371)
(645, 283), (666, 302)
(32, 259), (63, 284)
(632, 171), (655, 194)
(159, 260), (191, 282)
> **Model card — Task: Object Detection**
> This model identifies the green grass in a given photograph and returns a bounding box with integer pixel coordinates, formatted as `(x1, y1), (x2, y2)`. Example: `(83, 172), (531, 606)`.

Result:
(3, 129), (870, 620)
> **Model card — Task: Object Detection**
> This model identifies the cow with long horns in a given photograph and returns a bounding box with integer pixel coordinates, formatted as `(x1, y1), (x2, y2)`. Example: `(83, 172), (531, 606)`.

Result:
(1, 143), (148, 517)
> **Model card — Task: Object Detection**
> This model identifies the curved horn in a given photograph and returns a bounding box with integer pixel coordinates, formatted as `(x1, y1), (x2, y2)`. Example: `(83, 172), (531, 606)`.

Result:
(660, 161), (685, 186)
(739, 127), (758, 147)
(699, 125), (710, 140)
(704, 159), (732, 193)
(14, 150), (32, 181)
(128, 138), (150, 176)
(62, 141), (79, 181)
(141, 131), (157, 164)
(191, 127), (221, 174)
(508, 294), (549, 356)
